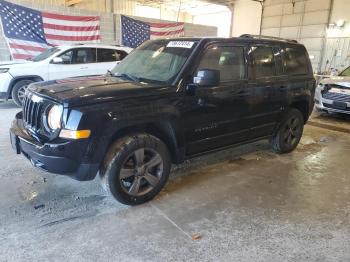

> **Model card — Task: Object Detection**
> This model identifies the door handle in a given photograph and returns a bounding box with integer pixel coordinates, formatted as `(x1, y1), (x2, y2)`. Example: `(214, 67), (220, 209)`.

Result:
(80, 66), (88, 69)
(237, 90), (249, 97)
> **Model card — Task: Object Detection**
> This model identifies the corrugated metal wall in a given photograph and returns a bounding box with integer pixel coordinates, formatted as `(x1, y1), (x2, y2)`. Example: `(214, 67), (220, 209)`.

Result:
(322, 37), (350, 72)
(261, 0), (332, 72)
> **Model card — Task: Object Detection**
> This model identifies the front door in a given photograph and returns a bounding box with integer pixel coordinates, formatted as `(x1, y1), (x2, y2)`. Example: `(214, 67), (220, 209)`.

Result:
(48, 48), (97, 80)
(181, 44), (252, 156)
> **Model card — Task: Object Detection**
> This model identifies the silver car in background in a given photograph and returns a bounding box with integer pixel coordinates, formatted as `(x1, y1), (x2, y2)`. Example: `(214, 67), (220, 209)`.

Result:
(315, 66), (350, 115)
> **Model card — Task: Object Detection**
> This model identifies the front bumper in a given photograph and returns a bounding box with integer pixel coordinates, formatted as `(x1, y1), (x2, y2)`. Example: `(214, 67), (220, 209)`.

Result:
(9, 112), (99, 181)
(0, 72), (13, 99)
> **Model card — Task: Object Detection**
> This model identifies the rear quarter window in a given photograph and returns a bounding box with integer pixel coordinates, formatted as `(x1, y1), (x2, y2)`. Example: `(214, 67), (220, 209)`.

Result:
(284, 47), (309, 75)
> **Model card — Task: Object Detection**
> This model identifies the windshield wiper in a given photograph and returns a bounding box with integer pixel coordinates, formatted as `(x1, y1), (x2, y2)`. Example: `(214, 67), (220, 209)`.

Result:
(113, 73), (140, 82)
(137, 77), (165, 84)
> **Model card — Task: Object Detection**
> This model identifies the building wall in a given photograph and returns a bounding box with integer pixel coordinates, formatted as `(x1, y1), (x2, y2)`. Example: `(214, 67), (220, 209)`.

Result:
(193, 11), (232, 37)
(231, 0), (262, 37)
(232, 0), (350, 72)
(261, 0), (332, 72)
(0, 0), (217, 61)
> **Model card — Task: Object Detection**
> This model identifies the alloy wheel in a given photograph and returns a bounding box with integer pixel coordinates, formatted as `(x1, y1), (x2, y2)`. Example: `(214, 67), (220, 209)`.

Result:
(119, 148), (164, 197)
(283, 116), (302, 147)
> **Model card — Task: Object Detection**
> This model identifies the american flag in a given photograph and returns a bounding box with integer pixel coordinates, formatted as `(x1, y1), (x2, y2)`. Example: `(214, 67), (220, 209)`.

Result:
(0, 0), (100, 60)
(121, 15), (185, 48)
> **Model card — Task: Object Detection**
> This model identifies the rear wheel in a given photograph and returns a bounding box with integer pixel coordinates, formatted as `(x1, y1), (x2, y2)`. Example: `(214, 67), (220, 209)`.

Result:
(100, 134), (171, 205)
(12, 79), (35, 107)
(271, 109), (304, 154)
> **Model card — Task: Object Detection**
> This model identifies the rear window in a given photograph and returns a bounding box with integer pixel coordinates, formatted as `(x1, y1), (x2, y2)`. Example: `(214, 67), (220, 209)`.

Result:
(284, 47), (309, 75)
(249, 46), (276, 78)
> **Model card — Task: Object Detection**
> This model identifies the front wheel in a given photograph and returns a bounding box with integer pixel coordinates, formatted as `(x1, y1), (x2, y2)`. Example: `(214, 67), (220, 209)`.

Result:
(271, 109), (304, 154)
(11, 79), (35, 107)
(100, 134), (171, 205)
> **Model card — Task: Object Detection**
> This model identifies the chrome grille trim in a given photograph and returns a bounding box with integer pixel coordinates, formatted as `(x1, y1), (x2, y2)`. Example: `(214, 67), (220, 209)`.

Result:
(22, 93), (44, 131)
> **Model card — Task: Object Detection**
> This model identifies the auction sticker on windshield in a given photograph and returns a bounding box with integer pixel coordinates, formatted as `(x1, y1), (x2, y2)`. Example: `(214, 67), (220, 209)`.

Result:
(167, 41), (195, 49)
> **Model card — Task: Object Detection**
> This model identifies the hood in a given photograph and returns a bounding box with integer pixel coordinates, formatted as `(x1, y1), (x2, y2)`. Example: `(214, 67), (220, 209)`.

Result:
(0, 60), (31, 67)
(28, 75), (168, 107)
(320, 76), (350, 88)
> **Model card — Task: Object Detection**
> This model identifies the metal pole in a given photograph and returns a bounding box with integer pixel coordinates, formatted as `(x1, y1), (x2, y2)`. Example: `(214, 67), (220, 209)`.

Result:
(177, 0), (182, 22)
(251, 0), (264, 35)
(319, 0), (334, 73)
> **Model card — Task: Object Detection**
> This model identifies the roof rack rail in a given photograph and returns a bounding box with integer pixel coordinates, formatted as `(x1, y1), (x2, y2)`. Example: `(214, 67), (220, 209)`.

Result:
(240, 34), (298, 43)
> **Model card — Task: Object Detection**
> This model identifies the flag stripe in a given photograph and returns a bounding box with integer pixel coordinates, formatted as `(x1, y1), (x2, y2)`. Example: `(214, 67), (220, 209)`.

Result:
(151, 25), (185, 33)
(150, 22), (184, 28)
(44, 28), (100, 37)
(45, 34), (101, 41)
(9, 43), (47, 52)
(42, 17), (100, 27)
(45, 39), (99, 46)
(43, 23), (100, 32)
(8, 39), (50, 49)
(12, 53), (35, 60)
(42, 12), (99, 22)
(151, 29), (185, 36)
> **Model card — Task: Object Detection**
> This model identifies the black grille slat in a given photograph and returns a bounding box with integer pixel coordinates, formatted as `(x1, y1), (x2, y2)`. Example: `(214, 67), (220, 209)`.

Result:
(34, 103), (42, 129)
(31, 102), (37, 128)
(322, 92), (350, 103)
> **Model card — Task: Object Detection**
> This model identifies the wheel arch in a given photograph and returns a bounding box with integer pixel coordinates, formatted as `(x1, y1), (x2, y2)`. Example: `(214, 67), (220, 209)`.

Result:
(7, 75), (44, 99)
(290, 100), (310, 123)
(105, 120), (184, 165)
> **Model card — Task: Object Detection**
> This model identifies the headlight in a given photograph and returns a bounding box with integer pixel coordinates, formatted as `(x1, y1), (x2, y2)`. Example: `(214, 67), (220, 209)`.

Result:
(316, 83), (324, 91)
(47, 105), (63, 130)
(0, 68), (9, 73)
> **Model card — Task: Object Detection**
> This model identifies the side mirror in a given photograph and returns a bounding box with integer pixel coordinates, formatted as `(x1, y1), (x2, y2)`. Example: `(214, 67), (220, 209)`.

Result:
(51, 57), (63, 64)
(193, 69), (220, 87)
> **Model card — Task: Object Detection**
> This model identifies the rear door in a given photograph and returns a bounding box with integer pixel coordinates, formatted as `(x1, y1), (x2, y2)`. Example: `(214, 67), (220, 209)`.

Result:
(283, 45), (315, 111)
(247, 44), (287, 139)
(48, 48), (97, 80)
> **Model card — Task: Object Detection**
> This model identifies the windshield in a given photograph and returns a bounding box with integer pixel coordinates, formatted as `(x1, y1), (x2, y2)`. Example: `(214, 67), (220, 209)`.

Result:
(339, 66), (350, 76)
(111, 40), (197, 84)
(31, 47), (61, 62)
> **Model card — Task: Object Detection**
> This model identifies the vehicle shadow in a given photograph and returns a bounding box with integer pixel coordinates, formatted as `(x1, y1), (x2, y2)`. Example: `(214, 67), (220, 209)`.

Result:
(0, 101), (19, 109)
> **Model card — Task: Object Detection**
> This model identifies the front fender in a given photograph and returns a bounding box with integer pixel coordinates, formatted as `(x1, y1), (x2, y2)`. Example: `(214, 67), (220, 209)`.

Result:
(70, 95), (186, 166)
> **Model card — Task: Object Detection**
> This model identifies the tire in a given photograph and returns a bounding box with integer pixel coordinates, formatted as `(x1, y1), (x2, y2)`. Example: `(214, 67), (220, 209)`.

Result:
(99, 134), (171, 205)
(271, 108), (304, 154)
(11, 79), (35, 107)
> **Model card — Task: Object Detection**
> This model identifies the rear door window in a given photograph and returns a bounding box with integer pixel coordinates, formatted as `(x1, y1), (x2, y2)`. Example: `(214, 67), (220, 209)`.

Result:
(249, 46), (276, 78)
(197, 46), (246, 82)
(284, 47), (309, 75)
(97, 48), (119, 62)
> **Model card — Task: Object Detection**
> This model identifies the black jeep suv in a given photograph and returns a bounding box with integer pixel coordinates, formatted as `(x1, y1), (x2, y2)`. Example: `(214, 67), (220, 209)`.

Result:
(10, 35), (316, 205)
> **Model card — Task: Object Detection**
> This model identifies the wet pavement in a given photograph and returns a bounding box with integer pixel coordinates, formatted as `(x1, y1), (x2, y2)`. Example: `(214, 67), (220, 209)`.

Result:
(0, 101), (349, 262)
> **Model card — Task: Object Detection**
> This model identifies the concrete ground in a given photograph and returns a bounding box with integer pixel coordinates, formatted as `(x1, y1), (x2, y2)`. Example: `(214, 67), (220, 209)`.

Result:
(0, 101), (349, 262)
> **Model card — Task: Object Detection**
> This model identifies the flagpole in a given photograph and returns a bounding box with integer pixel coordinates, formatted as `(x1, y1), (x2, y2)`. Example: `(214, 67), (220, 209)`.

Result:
(177, 0), (182, 22)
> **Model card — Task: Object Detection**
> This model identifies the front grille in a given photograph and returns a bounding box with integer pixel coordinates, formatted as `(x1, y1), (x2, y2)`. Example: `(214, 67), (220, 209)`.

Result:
(22, 94), (44, 131)
(323, 103), (350, 112)
(322, 92), (350, 103)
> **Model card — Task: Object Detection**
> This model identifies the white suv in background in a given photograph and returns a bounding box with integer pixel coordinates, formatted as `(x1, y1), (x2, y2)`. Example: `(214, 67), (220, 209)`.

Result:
(0, 44), (132, 106)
